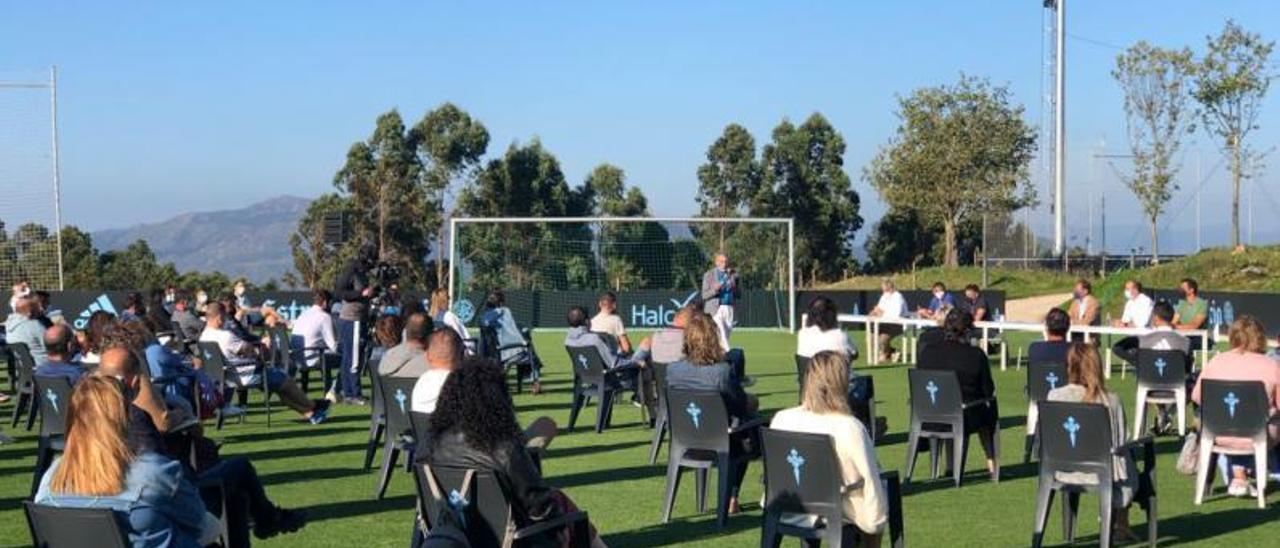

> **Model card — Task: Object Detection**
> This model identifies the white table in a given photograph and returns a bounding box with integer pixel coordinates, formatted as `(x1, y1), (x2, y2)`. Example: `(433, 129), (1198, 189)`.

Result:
(975, 320), (1045, 371)
(836, 314), (940, 365)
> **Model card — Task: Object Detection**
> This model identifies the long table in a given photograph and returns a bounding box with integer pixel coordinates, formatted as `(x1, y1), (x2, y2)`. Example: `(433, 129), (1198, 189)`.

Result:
(838, 314), (1212, 378)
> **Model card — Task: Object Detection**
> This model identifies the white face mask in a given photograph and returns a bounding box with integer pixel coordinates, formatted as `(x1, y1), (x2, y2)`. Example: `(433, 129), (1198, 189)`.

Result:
(933, 291), (944, 299)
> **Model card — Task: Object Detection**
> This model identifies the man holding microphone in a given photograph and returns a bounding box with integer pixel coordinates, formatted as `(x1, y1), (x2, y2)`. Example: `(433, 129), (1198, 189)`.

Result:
(701, 253), (740, 351)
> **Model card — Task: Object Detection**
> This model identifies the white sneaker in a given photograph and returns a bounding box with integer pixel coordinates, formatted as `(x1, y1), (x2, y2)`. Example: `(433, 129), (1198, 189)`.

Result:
(1227, 480), (1251, 497)
(221, 405), (246, 418)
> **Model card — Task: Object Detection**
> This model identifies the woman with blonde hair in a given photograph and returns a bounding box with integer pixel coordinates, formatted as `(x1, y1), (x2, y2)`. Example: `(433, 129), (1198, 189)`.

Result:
(1192, 315), (1280, 498)
(35, 376), (220, 547)
(1047, 342), (1139, 540)
(428, 288), (469, 341)
(771, 351), (887, 546)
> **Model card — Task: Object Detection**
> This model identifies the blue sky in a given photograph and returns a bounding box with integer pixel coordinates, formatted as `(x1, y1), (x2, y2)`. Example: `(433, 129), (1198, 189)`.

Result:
(2, 0), (1277, 253)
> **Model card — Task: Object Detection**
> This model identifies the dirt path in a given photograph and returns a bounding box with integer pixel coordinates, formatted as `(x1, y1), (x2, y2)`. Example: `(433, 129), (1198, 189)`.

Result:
(1005, 292), (1070, 322)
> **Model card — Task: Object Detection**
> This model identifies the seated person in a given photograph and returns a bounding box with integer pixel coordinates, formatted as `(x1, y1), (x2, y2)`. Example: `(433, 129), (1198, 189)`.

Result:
(290, 289), (339, 369)
(200, 302), (330, 424)
(1047, 343), (1140, 541)
(1110, 280), (1156, 362)
(917, 310), (998, 476)
(169, 290), (205, 342)
(368, 314), (403, 371)
(1067, 279), (1099, 343)
(639, 303), (696, 365)
(418, 360), (599, 547)
(564, 306), (641, 375)
(480, 290), (541, 393)
(5, 296), (48, 363)
(35, 324), (86, 385)
(379, 313), (432, 378)
(917, 281), (955, 320)
(1173, 277), (1212, 353)
(428, 288), (470, 342)
(216, 295), (262, 347)
(590, 291), (633, 355)
(34, 376), (222, 548)
(1191, 316), (1280, 498)
(78, 310), (117, 366)
(1029, 308), (1072, 366)
(119, 291), (146, 323)
(868, 279), (907, 362)
(771, 351), (887, 547)
(667, 311), (760, 514)
(797, 296), (858, 360)
(958, 284), (989, 322)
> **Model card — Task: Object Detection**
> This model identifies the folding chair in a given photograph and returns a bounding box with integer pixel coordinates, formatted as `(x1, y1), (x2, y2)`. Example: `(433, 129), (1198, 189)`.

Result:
(1195, 379), (1271, 509)
(661, 388), (762, 527)
(24, 502), (130, 548)
(1133, 350), (1190, 437)
(903, 369), (999, 486)
(478, 326), (533, 394)
(1024, 360), (1068, 463)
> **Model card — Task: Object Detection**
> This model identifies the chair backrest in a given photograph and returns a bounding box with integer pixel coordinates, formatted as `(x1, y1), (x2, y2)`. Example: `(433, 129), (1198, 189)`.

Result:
(25, 501), (130, 548)
(267, 326), (292, 369)
(416, 464), (515, 548)
(33, 375), (75, 439)
(1200, 379), (1269, 440)
(1026, 360), (1068, 403)
(665, 388), (731, 453)
(1036, 401), (1114, 476)
(907, 369), (964, 423)
(761, 427), (844, 520)
(1135, 349), (1189, 390)
(367, 361), (386, 416)
(9, 342), (36, 384)
(564, 345), (608, 386)
(652, 362), (670, 415)
(477, 326), (500, 361)
(848, 375), (875, 428)
(378, 374), (419, 438)
(194, 341), (228, 383)
(793, 355), (811, 390)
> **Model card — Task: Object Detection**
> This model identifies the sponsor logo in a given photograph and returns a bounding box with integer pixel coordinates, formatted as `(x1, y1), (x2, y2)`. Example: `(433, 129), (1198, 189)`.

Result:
(454, 299), (476, 323)
(1063, 416), (1080, 448)
(631, 292), (699, 327)
(259, 298), (309, 322)
(74, 294), (118, 330)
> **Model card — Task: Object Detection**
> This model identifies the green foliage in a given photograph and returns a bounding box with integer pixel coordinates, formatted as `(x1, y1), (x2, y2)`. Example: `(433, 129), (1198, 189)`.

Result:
(585, 164), (673, 290)
(412, 102), (490, 284)
(866, 75), (1037, 267)
(59, 226), (100, 289)
(1191, 20), (1274, 249)
(289, 193), (356, 290)
(864, 208), (937, 273)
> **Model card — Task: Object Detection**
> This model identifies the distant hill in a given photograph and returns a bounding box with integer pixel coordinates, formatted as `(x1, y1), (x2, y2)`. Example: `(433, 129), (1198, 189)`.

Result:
(92, 195), (309, 283)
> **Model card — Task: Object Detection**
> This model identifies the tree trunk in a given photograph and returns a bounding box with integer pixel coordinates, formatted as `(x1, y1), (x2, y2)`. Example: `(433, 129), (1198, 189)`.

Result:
(943, 218), (958, 267)
(436, 228), (447, 290)
(1231, 136), (1242, 250)
(1149, 215), (1159, 264)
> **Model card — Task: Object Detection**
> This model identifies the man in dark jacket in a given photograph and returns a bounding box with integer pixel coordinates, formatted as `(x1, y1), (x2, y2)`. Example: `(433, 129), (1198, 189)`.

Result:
(332, 244), (376, 405)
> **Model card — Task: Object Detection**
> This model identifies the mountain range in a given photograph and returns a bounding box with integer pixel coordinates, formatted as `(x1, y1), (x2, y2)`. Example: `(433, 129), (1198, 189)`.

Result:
(92, 195), (310, 283)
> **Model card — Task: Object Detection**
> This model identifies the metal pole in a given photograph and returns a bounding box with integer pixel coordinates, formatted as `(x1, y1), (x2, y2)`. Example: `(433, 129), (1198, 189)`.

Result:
(1100, 193), (1107, 275)
(1196, 149), (1202, 252)
(981, 213), (989, 287)
(1053, 0), (1066, 259)
(447, 217), (457, 304)
(787, 219), (795, 333)
(50, 66), (64, 290)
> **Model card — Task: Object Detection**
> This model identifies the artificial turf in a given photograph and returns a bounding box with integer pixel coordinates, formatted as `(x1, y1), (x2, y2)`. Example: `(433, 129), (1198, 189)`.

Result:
(1, 330), (1277, 547)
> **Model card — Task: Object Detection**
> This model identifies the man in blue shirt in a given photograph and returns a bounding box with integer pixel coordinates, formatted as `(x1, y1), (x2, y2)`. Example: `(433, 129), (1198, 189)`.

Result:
(919, 281), (957, 320)
(700, 253), (741, 351)
(34, 324), (85, 386)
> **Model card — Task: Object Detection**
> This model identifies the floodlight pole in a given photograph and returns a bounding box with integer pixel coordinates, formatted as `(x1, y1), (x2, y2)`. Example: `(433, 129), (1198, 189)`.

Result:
(448, 217), (457, 304)
(1052, 0), (1066, 260)
(787, 218), (795, 333)
(51, 66), (64, 290)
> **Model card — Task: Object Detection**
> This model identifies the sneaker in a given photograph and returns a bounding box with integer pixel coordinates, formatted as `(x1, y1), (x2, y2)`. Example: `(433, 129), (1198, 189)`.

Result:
(345, 396), (368, 406)
(1227, 480), (1250, 497)
(309, 400), (331, 425)
(741, 376), (757, 388)
(221, 405), (246, 418)
(254, 507), (309, 539)
(0, 392), (10, 404)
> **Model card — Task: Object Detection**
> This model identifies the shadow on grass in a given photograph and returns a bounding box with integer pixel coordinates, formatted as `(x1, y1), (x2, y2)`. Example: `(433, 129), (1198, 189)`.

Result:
(260, 466), (370, 486)
(303, 494), (415, 523)
(553, 465), (663, 489)
(220, 424), (366, 444)
(1158, 504), (1280, 545)
(601, 511), (760, 547)
(543, 439), (653, 460)
(237, 442), (368, 462)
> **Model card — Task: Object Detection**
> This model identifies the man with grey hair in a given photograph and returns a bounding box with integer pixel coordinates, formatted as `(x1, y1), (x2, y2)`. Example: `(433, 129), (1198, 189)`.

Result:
(4, 296), (47, 364)
(700, 253), (740, 351)
(869, 278), (907, 362)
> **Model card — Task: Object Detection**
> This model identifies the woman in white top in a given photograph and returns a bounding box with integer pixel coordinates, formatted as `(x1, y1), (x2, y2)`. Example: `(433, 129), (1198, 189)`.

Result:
(428, 288), (469, 341)
(771, 351), (887, 545)
(797, 296), (858, 360)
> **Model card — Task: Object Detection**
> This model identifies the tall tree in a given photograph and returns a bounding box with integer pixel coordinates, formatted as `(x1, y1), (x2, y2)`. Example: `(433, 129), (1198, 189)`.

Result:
(583, 163), (672, 289)
(412, 103), (490, 286)
(866, 75), (1037, 267)
(759, 113), (862, 284)
(1113, 42), (1196, 261)
(1192, 20), (1274, 250)
(59, 225), (101, 289)
(864, 208), (936, 273)
(696, 124), (762, 249)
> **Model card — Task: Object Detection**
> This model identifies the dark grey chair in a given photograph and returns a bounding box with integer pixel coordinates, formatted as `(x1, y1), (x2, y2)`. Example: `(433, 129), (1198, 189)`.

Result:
(7, 342), (38, 430)
(25, 501), (130, 548)
(795, 355), (877, 443)
(760, 428), (904, 548)
(903, 369), (999, 487)
(272, 326), (333, 395)
(661, 388), (762, 527)
(414, 463), (591, 548)
(1133, 349), (1190, 437)
(1024, 360), (1068, 463)
(30, 375), (74, 496)
(478, 326), (533, 394)
(1031, 401), (1157, 548)
(196, 341), (270, 429)
(565, 345), (637, 433)
(1194, 379), (1271, 509)
(364, 359), (388, 471)
(374, 374), (420, 500)
(648, 362), (671, 465)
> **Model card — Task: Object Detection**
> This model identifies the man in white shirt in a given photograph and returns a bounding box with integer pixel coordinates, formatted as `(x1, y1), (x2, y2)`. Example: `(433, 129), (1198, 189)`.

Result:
(411, 330), (463, 414)
(590, 291), (632, 355)
(868, 279), (907, 362)
(1114, 280), (1154, 329)
(290, 290), (338, 369)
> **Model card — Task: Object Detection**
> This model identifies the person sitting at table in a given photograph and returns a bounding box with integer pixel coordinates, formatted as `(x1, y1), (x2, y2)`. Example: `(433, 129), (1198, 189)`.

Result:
(1067, 279), (1100, 342)
(771, 350), (888, 547)
(797, 296), (859, 360)
(1109, 279), (1156, 365)
(917, 309), (999, 476)
(868, 279), (907, 362)
(958, 284), (989, 322)
(1029, 308), (1072, 366)
(1173, 277), (1213, 356)
(918, 281), (955, 320)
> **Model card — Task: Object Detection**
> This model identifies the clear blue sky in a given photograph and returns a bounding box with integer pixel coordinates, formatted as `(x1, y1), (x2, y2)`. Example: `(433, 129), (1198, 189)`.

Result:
(2, 0), (1277, 253)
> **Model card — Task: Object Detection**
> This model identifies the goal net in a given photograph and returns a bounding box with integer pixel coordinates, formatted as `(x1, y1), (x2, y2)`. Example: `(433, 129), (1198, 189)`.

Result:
(449, 217), (794, 330)
(0, 67), (63, 292)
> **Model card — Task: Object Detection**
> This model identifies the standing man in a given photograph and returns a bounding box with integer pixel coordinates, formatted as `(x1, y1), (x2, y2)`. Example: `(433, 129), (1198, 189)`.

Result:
(869, 279), (908, 362)
(332, 244), (376, 405)
(701, 253), (741, 351)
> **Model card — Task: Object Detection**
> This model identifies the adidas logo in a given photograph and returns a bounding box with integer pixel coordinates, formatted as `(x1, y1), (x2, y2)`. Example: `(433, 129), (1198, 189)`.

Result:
(74, 294), (118, 329)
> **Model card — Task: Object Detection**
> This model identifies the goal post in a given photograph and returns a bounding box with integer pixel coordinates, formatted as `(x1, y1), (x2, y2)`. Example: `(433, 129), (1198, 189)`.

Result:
(449, 217), (795, 331)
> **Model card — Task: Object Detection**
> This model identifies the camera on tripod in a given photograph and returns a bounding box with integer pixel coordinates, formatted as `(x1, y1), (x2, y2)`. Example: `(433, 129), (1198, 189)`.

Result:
(367, 261), (401, 309)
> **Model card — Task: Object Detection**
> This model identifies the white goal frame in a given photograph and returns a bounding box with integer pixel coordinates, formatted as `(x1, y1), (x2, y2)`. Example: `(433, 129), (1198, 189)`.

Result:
(448, 216), (796, 331)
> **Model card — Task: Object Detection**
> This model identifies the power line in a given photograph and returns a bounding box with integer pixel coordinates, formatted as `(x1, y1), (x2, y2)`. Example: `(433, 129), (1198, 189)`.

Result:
(1066, 32), (1125, 51)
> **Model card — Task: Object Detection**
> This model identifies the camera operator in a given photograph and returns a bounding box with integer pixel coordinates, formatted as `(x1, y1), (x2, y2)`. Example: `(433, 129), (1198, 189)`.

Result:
(332, 244), (377, 405)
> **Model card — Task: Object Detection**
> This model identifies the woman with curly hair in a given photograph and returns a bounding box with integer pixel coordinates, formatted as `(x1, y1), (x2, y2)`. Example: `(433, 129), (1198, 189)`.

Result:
(421, 358), (601, 547)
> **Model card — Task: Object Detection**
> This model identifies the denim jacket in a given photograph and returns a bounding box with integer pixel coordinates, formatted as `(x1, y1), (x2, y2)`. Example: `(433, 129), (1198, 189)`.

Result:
(35, 452), (214, 548)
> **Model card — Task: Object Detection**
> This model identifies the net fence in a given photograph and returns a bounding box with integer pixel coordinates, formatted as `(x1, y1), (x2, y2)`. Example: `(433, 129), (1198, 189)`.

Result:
(0, 67), (62, 291)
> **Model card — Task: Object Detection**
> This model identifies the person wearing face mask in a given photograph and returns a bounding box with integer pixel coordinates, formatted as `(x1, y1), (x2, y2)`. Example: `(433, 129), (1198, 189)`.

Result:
(1066, 279), (1100, 342)
(918, 282), (955, 320)
(1110, 280), (1155, 364)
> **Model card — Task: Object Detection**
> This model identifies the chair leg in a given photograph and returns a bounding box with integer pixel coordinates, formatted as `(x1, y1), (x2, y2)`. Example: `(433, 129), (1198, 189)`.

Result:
(9, 391), (28, 428)
(596, 388), (612, 434)
(375, 442), (399, 500)
(1194, 437), (1214, 504)
(1023, 434), (1035, 464)
(364, 420), (385, 471)
(1176, 390), (1187, 437)
(695, 469), (708, 513)
(1133, 388), (1148, 437)
(1146, 492), (1158, 546)
(903, 426), (921, 483)
(648, 415), (667, 465)
(216, 404), (226, 431)
(1063, 492), (1080, 542)
(1255, 441), (1268, 509)
(1098, 485), (1113, 548)
(662, 458), (683, 523)
(954, 432), (967, 488)
(25, 394), (38, 431)
(1030, 481), (1055, 548)
(930, 439), (942, 480)
(263, 386), (272, 429)
(567, 390), (584, 432)
(991, 425), (1001, 483)
(716, 455), (733, 527)
(29, 443), (52, 496)
(760, 515), (783, 548)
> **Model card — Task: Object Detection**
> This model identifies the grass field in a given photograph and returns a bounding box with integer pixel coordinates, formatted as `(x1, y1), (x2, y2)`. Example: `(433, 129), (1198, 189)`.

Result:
(2, 330), (1278, 547)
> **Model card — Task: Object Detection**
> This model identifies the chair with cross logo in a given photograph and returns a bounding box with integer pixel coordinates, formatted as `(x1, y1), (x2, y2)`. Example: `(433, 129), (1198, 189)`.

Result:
(1194, 379), (1271, 509)
(30, 375), (75, 496)
(478, 325), (533, 394)
(196, 341), (271, 429)
(904, 369), (999, 487)
(1031, 401), (1158, 548)
(565, 345), (637, 433)
(759, 428), (904, 548)
(413, 463), (591, 548)
(1133, 349), (1190, 437)
(648, 362), (673, 465)
(374, 374), (421, 500)
(1024, 360), (1068, 463)
(660, 388), (762, 527)
(7, 342), (39, 430)
(25, 502), (131, 548)
(795, 355), (878, 443)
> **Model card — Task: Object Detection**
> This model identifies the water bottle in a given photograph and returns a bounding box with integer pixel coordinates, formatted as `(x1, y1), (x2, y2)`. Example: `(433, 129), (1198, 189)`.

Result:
(1223, 301), (1235, 326)
(852, 303), (861, 316)
(994, 308), (1003, 322)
